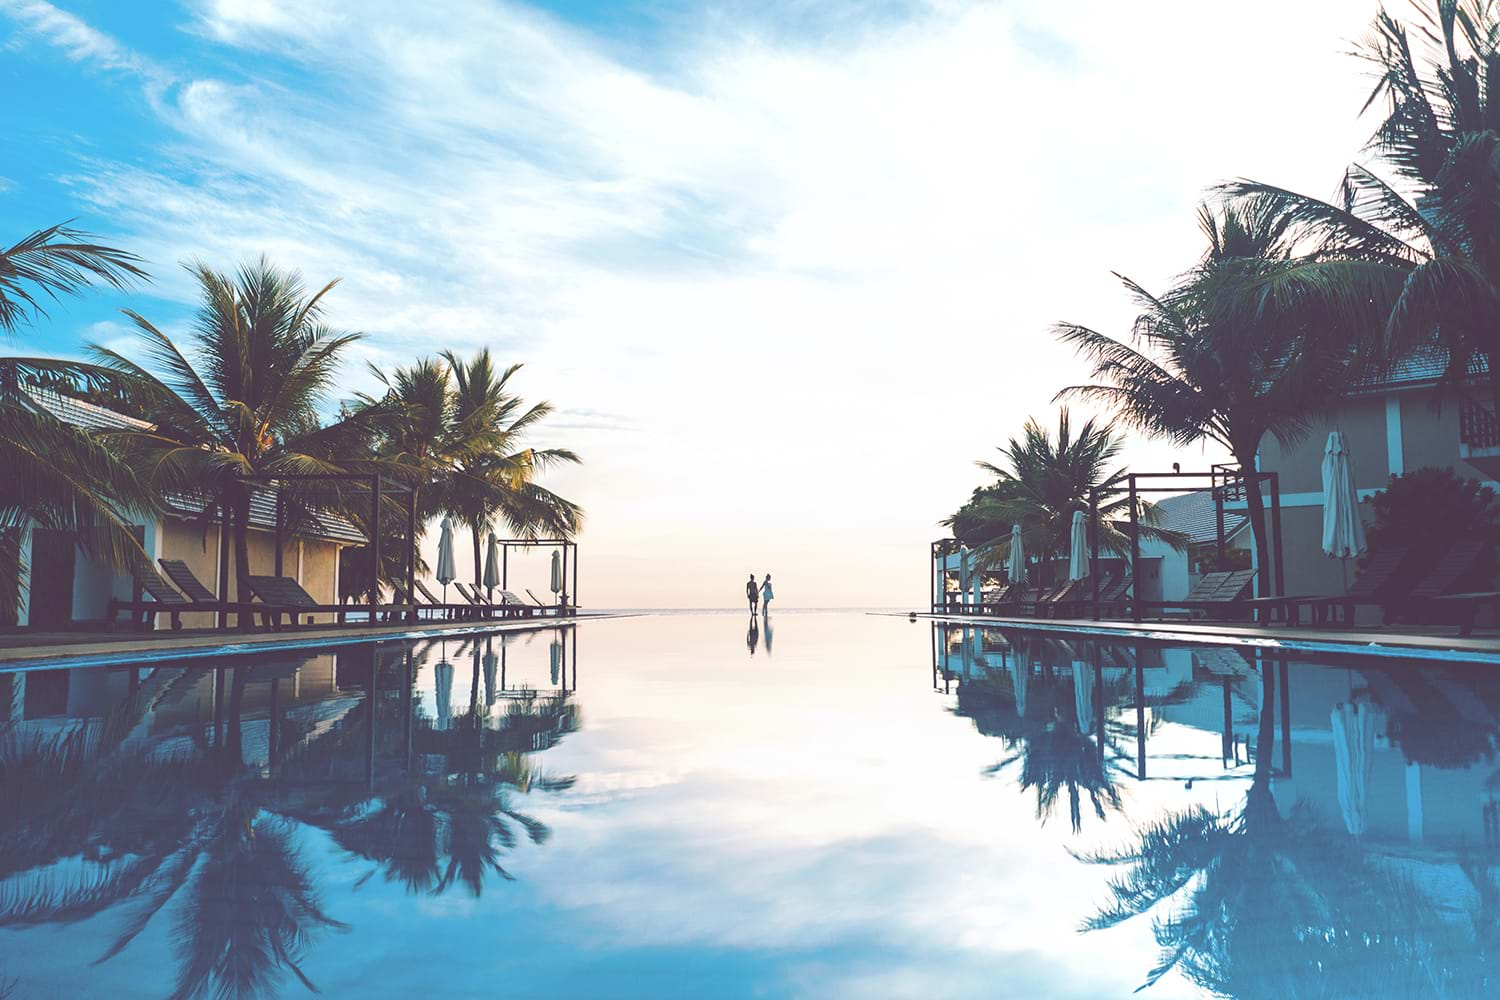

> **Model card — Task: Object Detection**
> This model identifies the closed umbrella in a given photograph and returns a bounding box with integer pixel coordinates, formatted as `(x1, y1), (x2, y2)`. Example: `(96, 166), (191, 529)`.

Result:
(483, 533), (501, 600)
(1007, 524), (1026, 584)
(550, 549), (562, 595)
(1068, 510), (1089, 582)
(483, 638), (498, 708)
(1072, 659), (1095, 734)
(433, 643), (454, 732)
(1332, 700), (1376, 836)
(1009, 659), (1029, 719)
(1322, 431), (1367, 559)
(435, 516), (457, 602)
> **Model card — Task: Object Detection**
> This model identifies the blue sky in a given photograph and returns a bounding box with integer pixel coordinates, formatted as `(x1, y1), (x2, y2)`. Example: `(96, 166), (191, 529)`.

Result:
(2, 0), (1381, 606)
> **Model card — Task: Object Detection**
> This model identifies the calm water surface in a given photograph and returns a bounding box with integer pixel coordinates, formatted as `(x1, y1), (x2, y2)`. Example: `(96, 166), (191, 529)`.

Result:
(2, 612), (1498, 998)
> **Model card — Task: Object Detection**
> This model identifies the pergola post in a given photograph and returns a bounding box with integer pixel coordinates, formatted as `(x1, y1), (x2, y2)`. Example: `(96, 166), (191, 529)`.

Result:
(561, 542), (569, 612)
(369, 473), (381, 624)
(406, 487), (417, 622)
(1088, 490), (1100, 621)
(273, 484), (285, 577)
(502, 544), (508, 589)
(1128, 474), (1140, 623)
(572, 542), (578, 611)
(1269, 472), (1285, 599)
(216, 499), (231, 629)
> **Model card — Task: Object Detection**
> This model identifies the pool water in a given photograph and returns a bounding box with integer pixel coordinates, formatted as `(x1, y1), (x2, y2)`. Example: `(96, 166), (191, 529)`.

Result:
(1, 612), (1498, 998)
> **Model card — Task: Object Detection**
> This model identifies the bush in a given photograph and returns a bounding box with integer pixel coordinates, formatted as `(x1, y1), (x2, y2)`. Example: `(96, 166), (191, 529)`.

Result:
(1364, 467), (1500, 569)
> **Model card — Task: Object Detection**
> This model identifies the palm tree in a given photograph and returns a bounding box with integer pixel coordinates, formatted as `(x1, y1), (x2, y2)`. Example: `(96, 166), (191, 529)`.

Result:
(441, 349), (582, 590)
(0, 224), (152, 620)
(945, 408), (1184, 580)
(90, 258), (387, 623)
(1224, 0), (1500, 406)
(1055, 199), (1371, 591)
(1076, 665), (1462, 996)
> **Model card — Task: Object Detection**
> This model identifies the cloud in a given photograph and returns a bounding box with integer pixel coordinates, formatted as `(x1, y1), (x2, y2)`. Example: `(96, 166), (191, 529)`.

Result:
(5, 0), (1384, 605)
(0, 0), (170, 89)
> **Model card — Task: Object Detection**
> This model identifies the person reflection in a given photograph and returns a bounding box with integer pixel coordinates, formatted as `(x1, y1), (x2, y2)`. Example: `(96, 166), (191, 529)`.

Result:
(747, 613), (760, 656)
(762, 609), (774, 656)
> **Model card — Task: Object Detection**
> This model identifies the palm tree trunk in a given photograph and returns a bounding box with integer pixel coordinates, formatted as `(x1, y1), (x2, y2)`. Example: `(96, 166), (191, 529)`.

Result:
(232, 488), (255, 630)
(1236, 451), (1273, 599)
(471, 524), (482, 591)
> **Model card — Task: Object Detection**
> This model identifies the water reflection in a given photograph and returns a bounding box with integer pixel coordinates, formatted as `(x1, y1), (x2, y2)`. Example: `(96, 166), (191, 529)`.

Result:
(932, 622), (1500, 996)
(0, 626), (578, 998)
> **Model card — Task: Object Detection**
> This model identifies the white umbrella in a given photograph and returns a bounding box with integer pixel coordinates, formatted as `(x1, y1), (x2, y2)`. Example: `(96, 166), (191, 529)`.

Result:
(433, 646), (454, 732)
(1072, 660), (1095, 734)
(1007, 524), (1026, 584)
(1068, 510), (1089, 581)
(483, 532), (501, 599)
(1321, 431), (1367, 559)
(1332, 700), (1375, 837)
(483, 639), (498, 708)
(1008, 659), (1029, 719)
(435, 515), (457, 602)
(550, 549), (563, 595)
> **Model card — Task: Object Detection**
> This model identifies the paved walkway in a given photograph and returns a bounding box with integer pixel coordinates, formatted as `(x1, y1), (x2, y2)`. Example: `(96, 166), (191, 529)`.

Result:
(896, 611), (1500, 664)
(0, 612), (621, 671)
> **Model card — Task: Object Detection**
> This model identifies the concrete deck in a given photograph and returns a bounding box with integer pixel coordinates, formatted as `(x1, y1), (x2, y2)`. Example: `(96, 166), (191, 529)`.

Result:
(0, 612), (623, 672)
(897, 612), (1500, 665)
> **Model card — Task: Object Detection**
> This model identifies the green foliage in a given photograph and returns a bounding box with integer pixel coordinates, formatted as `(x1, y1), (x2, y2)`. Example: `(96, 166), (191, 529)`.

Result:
(945, 409), (1184, 577)
(1225, 0), (1500, 401)
(1365, 465), (1500, 559)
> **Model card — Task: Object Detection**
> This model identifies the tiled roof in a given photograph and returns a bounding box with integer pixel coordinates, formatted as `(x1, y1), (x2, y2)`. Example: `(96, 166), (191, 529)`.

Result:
(29, 388), (367, 546)
(1151, 489), (1248, 545)
(162, 491), (367, 545)
(26, 388), (154, 431)
(1359, 344), (1488, 391)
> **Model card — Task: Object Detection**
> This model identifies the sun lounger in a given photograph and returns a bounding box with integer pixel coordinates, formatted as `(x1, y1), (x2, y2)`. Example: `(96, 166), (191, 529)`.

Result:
(1278, 547), (1410, 626)
(241, 574), (410, 629)
(1385, 541), (1488, 624)
(395, 582), (471, 621)
(453, 582), (501, 619)
(106, 565), (197, 631)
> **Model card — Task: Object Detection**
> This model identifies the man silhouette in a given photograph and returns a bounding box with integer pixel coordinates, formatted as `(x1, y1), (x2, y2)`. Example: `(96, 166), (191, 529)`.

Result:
(746, 573), (760, 613)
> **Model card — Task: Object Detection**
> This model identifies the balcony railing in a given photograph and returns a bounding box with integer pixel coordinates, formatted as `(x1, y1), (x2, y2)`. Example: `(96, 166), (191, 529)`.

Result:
(1461, 397), (1500, 449)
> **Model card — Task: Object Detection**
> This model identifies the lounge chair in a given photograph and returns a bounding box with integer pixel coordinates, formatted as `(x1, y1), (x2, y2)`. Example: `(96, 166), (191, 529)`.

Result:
(1035, 576), (1100, 618)
(525, 588), (563, 616)
(107, 565), (198, 631)
(241, 575), (410, 629)
(453, 582), (501, 619)
(1130, 569), (1263, 621)
(395, 582), (470, 621)
(1280, 547), (1411, 626)
(1385, 541), (1488, 624)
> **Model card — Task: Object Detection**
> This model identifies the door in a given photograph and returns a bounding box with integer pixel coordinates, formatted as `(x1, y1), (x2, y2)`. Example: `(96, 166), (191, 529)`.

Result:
(27, 529), (76, 628)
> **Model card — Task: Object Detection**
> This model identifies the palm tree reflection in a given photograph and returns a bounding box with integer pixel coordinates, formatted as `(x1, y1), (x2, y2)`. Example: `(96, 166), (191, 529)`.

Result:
(1076, 662), (1499, 996)
(0, 634), (578, 997)
(948, 632), (1182, 833)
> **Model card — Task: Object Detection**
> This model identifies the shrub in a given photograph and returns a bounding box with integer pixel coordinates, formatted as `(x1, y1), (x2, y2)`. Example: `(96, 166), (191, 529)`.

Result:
(1364, 467), (1500, 569)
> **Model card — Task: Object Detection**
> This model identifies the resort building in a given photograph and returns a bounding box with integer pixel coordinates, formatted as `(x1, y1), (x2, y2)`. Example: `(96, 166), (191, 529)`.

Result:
(6, 389), (366, 630)
(1254, 348), (1493, 601)
(1135, 489), (1251, 604)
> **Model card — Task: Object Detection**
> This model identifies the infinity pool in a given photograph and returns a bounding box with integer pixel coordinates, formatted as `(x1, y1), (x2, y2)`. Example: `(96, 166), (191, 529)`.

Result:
(1, 612), (1497, 998)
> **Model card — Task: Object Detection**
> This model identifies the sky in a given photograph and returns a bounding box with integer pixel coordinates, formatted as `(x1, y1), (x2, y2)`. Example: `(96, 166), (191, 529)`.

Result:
(1, 0), (1384, 608)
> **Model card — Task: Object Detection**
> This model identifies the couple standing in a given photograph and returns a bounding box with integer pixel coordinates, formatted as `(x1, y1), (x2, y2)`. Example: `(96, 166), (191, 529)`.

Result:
(746, 573), (775, 613)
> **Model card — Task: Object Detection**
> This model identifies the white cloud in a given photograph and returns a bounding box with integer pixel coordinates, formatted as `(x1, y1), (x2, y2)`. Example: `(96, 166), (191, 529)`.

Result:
(7, 0), (1384, 605)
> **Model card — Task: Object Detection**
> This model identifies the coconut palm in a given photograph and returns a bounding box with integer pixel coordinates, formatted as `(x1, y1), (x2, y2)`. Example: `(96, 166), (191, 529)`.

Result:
(945, 408), (1184, 580)
(1224, 0), (1500, 405)
(89, 258), (388, 624)
(1074, 661), (1486, 996)
(441, 349), (582, 588)
(0, 225), (152, 621)
(1056, 200), (1373, 592)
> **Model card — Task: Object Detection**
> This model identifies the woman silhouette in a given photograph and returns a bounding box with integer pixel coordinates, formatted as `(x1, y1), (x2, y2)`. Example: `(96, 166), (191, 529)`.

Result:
(760, 574), (774, 612)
